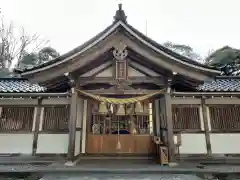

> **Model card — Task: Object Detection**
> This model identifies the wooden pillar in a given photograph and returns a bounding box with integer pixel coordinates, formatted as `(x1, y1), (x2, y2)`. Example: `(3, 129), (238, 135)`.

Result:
(67, 87), (78, 161)
(153, 99), (161, 136)
(32, 98), (42, 156)
(201, 97), (212, 156)
(164, 85), (175, 162)
(75, 97), (84, 156)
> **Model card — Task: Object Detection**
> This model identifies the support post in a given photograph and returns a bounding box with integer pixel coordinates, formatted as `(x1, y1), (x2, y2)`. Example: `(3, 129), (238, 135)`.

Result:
(67, 87), (78, 161)
(153, 99), (160, 136)
(201, 97), (212, 156)
(164, 80), (175, 163)
(32, 98), (42, 156)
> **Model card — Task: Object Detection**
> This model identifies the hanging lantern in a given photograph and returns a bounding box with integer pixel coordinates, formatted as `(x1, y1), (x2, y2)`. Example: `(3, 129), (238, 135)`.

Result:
(116, 104), (125, 115)
(135, 102), (143, 114)
(98, 102), (108, 114)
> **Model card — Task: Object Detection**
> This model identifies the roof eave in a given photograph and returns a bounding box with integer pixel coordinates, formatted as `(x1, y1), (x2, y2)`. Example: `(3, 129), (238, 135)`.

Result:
(20, 20), (220, 77)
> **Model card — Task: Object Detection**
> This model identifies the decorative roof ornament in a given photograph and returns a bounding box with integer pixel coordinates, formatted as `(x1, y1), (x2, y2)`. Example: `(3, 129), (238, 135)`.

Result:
(114, 4), (127, 23)
(113, 42), (128, 60)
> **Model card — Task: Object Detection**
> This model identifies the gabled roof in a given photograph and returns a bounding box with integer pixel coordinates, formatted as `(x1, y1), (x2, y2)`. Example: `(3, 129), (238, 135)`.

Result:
(17, 4), (220, 79)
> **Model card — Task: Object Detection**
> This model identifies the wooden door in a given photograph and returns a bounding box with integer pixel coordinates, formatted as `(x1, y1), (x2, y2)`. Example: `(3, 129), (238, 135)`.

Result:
(86, 134), (153, 154)
(86, 101), (154, 154)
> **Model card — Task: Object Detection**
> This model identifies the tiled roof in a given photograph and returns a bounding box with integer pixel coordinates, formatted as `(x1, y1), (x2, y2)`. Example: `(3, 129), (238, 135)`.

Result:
(0, 78), (46, 93)
(198, 77), (240, 92)
(0, 77), (240, 93)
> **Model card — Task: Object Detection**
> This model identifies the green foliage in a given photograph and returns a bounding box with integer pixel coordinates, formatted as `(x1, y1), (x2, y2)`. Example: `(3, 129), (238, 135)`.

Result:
(163, 41), (203, 62)
(18, 47), (60, 69)
(205, 46), (240, 75)
(0, 68), (14, 77)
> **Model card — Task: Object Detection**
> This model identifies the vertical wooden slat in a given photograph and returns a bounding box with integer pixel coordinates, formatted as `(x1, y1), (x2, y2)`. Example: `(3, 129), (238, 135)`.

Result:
(81, 99), (88, 153)
(39, 107), (44, 131)
(0, 107), (34, 132)
(67, 88), (78, 161)
(164, 90), (174, 162)
(32, 98), (42, 156)
(209, 105), (240, 131)
(199, 106), (205, 131)
(154, 99), (160, 136)
(201, 98), (212, 156)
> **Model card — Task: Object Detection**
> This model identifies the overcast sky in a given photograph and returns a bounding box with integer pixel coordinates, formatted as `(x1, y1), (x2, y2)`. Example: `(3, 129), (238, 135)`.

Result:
(1, 0), (240, 57)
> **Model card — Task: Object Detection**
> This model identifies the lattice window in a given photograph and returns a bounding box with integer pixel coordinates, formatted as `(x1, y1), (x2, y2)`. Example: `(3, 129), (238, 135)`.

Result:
(42, 105), (70, 132)
(90, 101), (152, 135)
(172, 105), (201, 130)
(209, 105), (240, 131)
(91, 114), (150, 135)
(0, 107), (34, 132)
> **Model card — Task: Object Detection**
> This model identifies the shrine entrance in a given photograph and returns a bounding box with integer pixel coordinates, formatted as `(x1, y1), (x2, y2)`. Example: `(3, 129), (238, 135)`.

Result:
(84, 91), (158, 155)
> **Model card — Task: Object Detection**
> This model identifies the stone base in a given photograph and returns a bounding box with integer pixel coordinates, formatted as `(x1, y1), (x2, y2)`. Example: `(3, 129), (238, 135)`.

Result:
(64, 161), (76, 166)
(168, 162), (179, 167)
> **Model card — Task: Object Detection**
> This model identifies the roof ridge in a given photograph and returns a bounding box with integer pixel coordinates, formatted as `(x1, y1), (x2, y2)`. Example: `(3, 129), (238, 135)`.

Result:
(0, 77), (28, 81)
(215, 76), (240, 79)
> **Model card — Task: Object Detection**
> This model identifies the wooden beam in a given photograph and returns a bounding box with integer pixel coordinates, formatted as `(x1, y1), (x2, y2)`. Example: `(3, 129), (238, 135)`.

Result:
(171, 97), (201, 105)
(127, 51), (171, 76)
(67, 87), (78, 161)
(206, 97), (240, 105)
(164, 90), (175, 162)
(0, 99), (38, 105)
(128, 61), (153, 77)
(78, 76), (164, 86)
(73, 53), (113, 77)
(42, 98), (70, 105)
(173, 91), (240, 96)
(32, 98), (42, 156)
(84, 89), (161, 95)
(201, 97), (212, 156)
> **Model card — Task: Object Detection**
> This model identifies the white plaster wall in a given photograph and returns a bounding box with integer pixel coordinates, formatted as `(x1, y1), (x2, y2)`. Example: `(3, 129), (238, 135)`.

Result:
(179, 134), (207, 154)
(211, 133), (240, 154)
(74, 131), (81, 156)
(37, 134), (68, 154)
(0, 134), (33, 154)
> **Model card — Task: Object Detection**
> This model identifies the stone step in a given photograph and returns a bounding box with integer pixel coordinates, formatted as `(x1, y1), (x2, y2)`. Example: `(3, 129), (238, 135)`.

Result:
(77, 154), (154, 160)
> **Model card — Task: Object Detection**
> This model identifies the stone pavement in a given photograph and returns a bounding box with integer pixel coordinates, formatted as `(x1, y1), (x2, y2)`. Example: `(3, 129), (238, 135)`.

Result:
(1, 157), (240, 179)
(41, 174), (204, 180)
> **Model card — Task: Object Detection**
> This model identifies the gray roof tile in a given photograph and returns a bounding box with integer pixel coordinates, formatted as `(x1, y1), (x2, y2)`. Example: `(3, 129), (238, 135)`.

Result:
(0, 77), (240, 93)
(0, 79), (46, 93)
(198, 77), (240, 92)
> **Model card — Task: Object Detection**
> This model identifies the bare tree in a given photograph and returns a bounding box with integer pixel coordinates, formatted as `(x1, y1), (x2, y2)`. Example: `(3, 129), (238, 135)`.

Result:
(0, 15), (48, 72)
